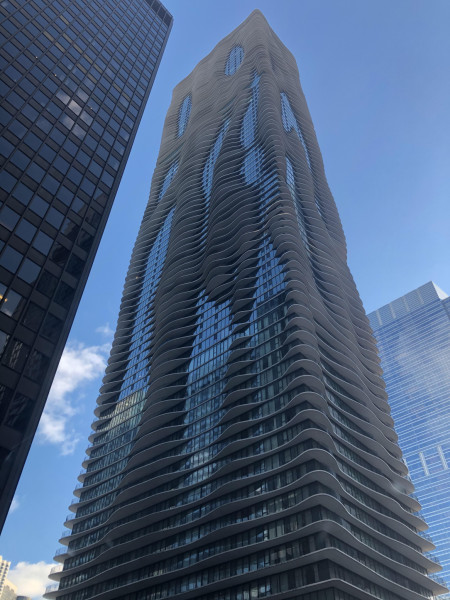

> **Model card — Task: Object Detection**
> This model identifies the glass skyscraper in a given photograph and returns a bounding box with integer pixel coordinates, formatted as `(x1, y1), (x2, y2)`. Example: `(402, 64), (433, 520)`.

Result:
(368, 281), (450, 596)
(46, 11), (446, 600)
(0, 0), (172, 531)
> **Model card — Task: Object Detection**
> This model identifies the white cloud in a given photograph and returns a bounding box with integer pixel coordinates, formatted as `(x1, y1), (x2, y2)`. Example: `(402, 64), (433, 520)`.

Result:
(8, 561), (53, 599)
(95, 322), (114, 339)
(10, 495), (19, 513)
(38, 342), (110, 455)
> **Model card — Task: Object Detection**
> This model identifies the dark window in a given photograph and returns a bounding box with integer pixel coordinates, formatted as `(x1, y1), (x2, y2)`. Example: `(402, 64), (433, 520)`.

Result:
(50, 243), (70, 268)
(33, 231), (53, 255)
(24, 349), (49, 381)
(22, 302), (45, 332)
(42, 173), (60, 194)
(0, 171), (17, 193)
(61, 219), (79, 242)
(0, 384), (14, 422)
(30, 195), (49, 217)
(57, 186), (75, 207)
(0, 247), (23, 273)
(67, 167), (83, 186)
(45, 207), (64, 228)
(18, 259), (40, 284)
(28, 162), (46, 183)
(39, 144), (56, 162)
(0, 331), (9, 359)
(77, 230), (94, 252)
(24, 132), (42, 151)
(3, 392), (34, 433)
(42, 313), (63, 343)
(37, 270), (57, 298)
(85, 207), (101, 228)
(12, 182), (34, 206)
(71, 197), (86, 216)
(0, 206), (20, 231)
(0, 138), (14, 158)
(2, 338), (29, 372)
(16, 219), (37, 243)
(0, 288), (24, 319)
(66, 254), (84, 279)
(54, 281), (74, 310)
(11, 150), (31, 170)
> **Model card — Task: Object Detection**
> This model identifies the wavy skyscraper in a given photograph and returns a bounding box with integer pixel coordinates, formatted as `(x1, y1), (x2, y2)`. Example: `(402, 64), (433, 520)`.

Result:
(0, 0), (172, 531)
(47, 11), (446, 600)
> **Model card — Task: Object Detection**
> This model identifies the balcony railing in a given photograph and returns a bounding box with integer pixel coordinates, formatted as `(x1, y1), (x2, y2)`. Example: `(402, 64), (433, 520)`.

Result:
(50, 564), (63, 575)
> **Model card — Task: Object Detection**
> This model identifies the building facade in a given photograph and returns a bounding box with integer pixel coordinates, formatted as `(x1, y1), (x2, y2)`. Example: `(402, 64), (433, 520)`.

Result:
(47, 11), (445, 600)
(368, 282), (450, 595)
(0, 0), (172, 530)
(0, 557), (11, 598)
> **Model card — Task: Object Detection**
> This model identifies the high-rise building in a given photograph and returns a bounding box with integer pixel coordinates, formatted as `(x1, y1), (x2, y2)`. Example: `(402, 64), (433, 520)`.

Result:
(0, 0), (172, 530)
(0, 557), (11, 597)
(46, 11), (446, 600)
(368, 281), (450, 595)
(0, 579), (17, 600)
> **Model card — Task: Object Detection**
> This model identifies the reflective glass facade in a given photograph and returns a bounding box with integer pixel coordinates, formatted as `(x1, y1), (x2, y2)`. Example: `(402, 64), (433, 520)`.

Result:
(369, 282), (450, 596)
(47, 11), (445, 600)
(0, 0), (172, 531)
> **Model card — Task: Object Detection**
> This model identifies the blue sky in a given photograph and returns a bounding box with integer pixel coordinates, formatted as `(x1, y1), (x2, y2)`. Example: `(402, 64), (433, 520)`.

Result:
(2, 1), (449, 597)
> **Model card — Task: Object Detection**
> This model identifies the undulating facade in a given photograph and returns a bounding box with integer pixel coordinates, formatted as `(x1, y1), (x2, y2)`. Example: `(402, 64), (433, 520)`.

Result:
(0, 0), (172, 531)
(369, 282), (450, 596)
(47, 11), (446, 600)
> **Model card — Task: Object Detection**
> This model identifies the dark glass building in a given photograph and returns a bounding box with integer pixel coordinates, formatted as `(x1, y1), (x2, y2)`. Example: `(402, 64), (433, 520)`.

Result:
(368, 282), (450, 596)
(0, 0), (172, 531)
(47, 11), (446, 600)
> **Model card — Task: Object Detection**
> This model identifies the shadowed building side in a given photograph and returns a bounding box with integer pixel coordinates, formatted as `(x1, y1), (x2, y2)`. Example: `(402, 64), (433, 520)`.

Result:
(0, 0), (172, 531)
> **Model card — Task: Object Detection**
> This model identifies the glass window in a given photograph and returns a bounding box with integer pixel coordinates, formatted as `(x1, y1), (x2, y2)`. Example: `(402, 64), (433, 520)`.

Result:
(50, 243), (70, 269)
(24, 132), (42, 151)
(22, 302), (45, 332)
(225, 45), (244, 75)
(42, 312), (62, 343)
(0, 288), (24, 319)
(18, 258), (40, 284)
(0, 247), (23, 273)
(66, 254), (84, 278)
(30, 195), (49, 217)
(177, 94), (192, 137)
(45, 207), (64, 228)
(33, 231), (53, 255)
(54, 281), (74, 310)
(0, 331), (9, 359)
(2, 338), (29, 372)
(42, 174), (60, 194)
(0, 206), (20, 231)
(0, 171), (17, 193)
(3, 392), (34, 433)
(77, 230), (93, 252)
(28, 162), (46, 183)
(12, 182), (34, 206)
(37, 270), (57, 298)
(16, 219), (37, 243)
(62, 218), (79, 241)
(24, 349), (49, 381)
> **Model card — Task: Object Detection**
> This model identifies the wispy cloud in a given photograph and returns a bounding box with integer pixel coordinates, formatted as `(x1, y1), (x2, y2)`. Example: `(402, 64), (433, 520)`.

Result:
(10, 495), (19, 513)
(38, 342), (110, 455)
(8, 561), (53, 599)
(95, 322), (114, 339)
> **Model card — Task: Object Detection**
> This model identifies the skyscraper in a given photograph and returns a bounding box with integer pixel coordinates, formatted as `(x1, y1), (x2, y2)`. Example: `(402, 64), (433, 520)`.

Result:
(0, 0), (172, 530)
(47, 11), (446, 600)
(368, 281), (450, 595)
